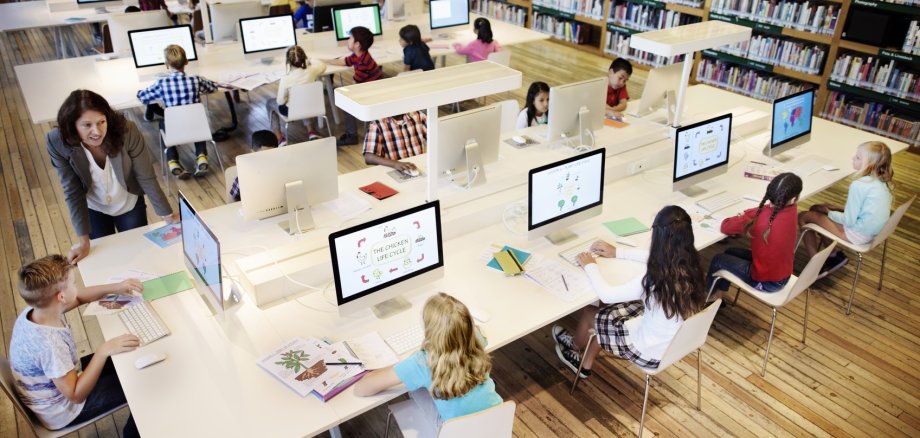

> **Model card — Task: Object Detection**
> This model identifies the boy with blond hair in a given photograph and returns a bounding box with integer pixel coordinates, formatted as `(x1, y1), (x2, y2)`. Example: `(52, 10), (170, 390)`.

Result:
(8, 255), (143, 436)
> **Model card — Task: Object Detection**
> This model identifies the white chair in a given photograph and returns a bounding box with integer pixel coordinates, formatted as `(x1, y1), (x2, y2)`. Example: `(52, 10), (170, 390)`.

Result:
(571, 300), (722, 438)
(496, 99), (519, 134)
(798, 195), (915, 315)
(274, 82), (332, 142)
(710, 243), (836, 377)
(486, 51), (511, 67)
(384, 398), (516, 438)
(224, 166), (238, 203)
(159, 103), (224, 194)
(1, 352), (127, 438)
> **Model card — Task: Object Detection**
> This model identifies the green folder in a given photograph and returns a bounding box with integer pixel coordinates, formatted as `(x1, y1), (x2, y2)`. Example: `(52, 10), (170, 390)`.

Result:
(142, 271), (194, 301)
(604, 217), (649, 237)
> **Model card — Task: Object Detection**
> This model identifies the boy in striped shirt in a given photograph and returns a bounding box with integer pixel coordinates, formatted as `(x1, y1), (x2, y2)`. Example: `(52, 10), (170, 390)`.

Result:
(324, 26), (383, 146)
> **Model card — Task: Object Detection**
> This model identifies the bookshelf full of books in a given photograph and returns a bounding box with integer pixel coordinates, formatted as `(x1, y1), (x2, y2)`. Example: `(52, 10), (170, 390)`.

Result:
(603, 0), (700, 67)
(472, 0), (531, 26)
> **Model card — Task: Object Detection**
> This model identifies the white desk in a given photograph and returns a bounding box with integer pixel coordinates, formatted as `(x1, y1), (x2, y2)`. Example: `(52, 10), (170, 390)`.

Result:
(0, 0), (116, 58)
(77, 85), (908, 437)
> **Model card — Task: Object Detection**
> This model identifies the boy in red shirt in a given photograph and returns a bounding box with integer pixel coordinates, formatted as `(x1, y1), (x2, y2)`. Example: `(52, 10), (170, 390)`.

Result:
(606, 58), (632, 118)
(324, 26), (383, 146)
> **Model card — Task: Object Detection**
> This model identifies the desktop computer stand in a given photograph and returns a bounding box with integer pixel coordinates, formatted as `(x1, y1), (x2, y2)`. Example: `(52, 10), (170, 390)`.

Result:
(679, 185), (709, 198)
(448, 141), (487, 188)
(763, 145), (796, 163)
(578, 106), (589, 148)
(372, 297), (412, 319)
(546, 229), (578, 245)
(279, 180), (316, 235)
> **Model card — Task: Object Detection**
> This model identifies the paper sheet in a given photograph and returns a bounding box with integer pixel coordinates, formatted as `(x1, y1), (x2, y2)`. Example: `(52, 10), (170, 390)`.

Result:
(345, 332), (398, 370)
(522, 254), (590, 302)
(82, 294), (145, 316)
(144, 223), (182, 248)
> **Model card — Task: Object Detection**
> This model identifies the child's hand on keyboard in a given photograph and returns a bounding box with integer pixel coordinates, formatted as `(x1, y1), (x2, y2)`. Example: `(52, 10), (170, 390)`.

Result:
(590, 241), (617, 258)
(575, 252), (596, 267)
(100, 334), (140, 357)
(116, 279), (144, 296)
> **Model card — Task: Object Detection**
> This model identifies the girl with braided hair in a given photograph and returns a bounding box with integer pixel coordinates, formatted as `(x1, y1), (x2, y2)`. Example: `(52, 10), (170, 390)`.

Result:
(707, 172), (803, 299)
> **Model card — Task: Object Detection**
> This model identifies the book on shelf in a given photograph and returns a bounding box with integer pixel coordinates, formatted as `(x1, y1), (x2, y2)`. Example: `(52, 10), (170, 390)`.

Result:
(710, 0), (839, 35)
(905, 20), (919, 56)
(472, 0), (528, 26)
(604, 31), (685, 66)
(697, 57), (811, 101)
(257, 337), (367, 401)
(832, 54), (920, 101)
(822, 90), (920, 144)
(609, 2), (698, 32)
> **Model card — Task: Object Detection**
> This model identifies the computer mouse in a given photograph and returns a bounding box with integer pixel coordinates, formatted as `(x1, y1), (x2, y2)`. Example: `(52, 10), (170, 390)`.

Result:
(742, 194), (761, 202)
(511, 135), (527, 144)
(468, 306), (491, 323)
(822, 164), (839, 171)
(403, 168), (420, 177)
(134, 352), (167, 369)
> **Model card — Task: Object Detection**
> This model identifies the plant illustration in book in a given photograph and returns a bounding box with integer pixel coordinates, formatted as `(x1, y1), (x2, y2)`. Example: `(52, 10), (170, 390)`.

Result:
(276, 349), (328, 381)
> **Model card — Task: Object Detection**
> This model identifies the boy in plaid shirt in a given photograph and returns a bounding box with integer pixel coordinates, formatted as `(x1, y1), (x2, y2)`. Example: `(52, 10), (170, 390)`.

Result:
(323, 26), (383, 146)
(137, 44), (221, 178)
(362, 111), (426, 173)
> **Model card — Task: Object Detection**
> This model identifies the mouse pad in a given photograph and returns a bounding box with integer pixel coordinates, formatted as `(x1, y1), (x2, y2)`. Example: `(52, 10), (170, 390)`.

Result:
(386, 170), (425, 183)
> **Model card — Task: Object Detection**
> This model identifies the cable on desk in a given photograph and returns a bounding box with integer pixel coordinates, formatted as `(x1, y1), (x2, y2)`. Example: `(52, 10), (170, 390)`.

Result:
(293, 280), (337, 313)
(502, 199), (528, 236)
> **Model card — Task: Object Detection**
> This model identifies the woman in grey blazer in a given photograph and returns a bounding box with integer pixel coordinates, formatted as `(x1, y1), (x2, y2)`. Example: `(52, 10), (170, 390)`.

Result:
(48, 90), (177, 263)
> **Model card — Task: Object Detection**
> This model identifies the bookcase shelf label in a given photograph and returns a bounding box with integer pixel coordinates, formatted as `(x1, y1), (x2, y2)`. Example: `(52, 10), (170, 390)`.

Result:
(879, 49), (920, 67)
(607, 23), (639, 35)
(533, 5), (575, 20)
(702, 49), (773, 73)
(708, 12), (783, 35)
(852, 0), (920, 15)
(827, 80), (920, 113)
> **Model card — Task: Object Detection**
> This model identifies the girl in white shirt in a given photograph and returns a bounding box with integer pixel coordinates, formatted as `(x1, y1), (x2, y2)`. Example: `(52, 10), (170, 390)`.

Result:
(268, 45), (327, 141)
(552, 205), (708, 377)
(515, 81), (549, 129)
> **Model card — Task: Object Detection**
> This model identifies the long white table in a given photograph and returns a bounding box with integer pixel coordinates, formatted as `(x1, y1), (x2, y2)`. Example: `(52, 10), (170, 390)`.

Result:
(76, 85), (908, 437)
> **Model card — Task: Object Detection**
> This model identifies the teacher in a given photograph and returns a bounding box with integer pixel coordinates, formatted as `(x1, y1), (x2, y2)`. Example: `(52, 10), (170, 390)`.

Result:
(47, 90), (177, 263)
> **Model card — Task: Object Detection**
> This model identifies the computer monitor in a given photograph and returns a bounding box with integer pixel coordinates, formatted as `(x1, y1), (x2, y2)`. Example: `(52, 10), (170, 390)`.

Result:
(385, 0), (421, 21)
(128, 25), (197, 70)
(211, 1), (263, 42)
(108, 10), (172, 56)
(672, 113), (732, 196)
(528, 148), (606, 244)
(436, 105), (501, 188)
(329, 201), (444, 318)
(178, 191), (225, 314)
(313, 0), (360, 32)
(331, 4), (382, 42)
(767, 88), (814, 158)
(545, 77), (606, 147)
(236, 137), (339, 233)
(630, 61), (684, 121)
(75, 0), (124, 11)
(240, 15), (296, 63)
(429, 0), (469, 35)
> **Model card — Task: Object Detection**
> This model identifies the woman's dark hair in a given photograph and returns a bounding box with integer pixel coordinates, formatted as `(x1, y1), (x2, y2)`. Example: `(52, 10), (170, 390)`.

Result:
(56, 89), (126, 157)
(744, 172), (803, 243)
(399, 24), (423, 46)
(474, 17), (493, 43)
(525, 81), (550, 127)
(643, 205), (706, 320)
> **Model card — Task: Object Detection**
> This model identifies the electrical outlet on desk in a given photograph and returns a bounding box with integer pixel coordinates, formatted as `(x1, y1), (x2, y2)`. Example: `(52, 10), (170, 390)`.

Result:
(628, 159), (649, 175)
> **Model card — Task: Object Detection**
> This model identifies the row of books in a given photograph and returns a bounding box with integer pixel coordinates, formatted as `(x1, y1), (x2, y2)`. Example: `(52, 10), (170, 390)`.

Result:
(660, 0), (704, 7)
(472, 0), (529, 26)
(710, 0), (840, 36)
(905, 21), (920, 56)
(532, 13), (595, 43)
(880, 0), (918, 5)
(696, 57), (812, 101)
(718, 34), (826, 75)
(821, 91), (920, 145)
(830, 54), (920, 102)
(604, 32), (686, 68)
(533, 0), (605, 20)
(608, 3), (699, 33)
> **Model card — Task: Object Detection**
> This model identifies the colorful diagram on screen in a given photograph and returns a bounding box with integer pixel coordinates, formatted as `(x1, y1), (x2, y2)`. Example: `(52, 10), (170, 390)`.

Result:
(675, 118), (730, 179)
(530, 153), (604, 227)
(782, 106), (803, 134)
(772, 92), (813, 145)
(555, 172), (582, 211)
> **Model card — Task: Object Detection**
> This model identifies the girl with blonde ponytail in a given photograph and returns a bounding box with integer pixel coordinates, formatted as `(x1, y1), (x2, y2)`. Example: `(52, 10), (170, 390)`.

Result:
(267, 45), (326, 142)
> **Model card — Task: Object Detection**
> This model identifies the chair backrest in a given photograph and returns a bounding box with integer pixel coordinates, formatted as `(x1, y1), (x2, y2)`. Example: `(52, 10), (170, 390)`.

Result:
(286, 81), (326, 121)
(0, 352), (42, 437)
(224, 166), (238, 203)
(192, 9), (203, 34)
(496, 99), (519, 134)
(869, 195), (916, 250)
(102, 24), (113, 53)
(487, 51), (511, 67)
(161, 104), (213, 146)
(783, 242), (837, 305)
(268, 4), (292, 15)
(438, 401), (516, 438)
(655, 300), (722, 371)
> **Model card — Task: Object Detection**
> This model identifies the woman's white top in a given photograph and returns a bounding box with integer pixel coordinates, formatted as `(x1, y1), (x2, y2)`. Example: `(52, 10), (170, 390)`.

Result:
(515, 108), (547, 129)
(82, 147), (137, 216)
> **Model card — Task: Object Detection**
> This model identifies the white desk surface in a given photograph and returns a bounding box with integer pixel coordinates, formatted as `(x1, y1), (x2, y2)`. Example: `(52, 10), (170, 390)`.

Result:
(14, 13), (547, 124)
(77, 85), (908, 437)
(0, 0), (110, 32)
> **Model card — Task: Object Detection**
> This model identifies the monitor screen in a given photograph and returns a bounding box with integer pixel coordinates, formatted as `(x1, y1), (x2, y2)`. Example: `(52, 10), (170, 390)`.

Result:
(240, 15), (296, 55)
(673, 113), (732, 182)
(528, 148), (605, 230)
(429, 0), (470, 30)
(771, 88), (814, 149)
(128, 25), (197, 68)
(179, 192), (222, 308)
(331, 4), (382, 41)
(329, 202), (443, 306)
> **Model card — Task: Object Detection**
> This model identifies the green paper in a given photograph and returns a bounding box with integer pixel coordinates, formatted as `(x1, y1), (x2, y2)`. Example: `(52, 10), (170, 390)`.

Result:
(604, 217), (649, 237)
(143, 271), (193, 301)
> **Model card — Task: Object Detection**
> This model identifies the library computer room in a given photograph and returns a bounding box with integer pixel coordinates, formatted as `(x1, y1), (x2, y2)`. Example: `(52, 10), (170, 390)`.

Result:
(0, 0), (919, 436)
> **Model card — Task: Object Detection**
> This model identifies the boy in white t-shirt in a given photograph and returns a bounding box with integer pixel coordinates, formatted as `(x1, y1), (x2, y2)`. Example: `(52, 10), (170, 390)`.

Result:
(8, 255), (142, 435)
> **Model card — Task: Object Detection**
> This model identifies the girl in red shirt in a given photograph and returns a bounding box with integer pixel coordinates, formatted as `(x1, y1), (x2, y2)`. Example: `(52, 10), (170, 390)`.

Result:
(707, 173), (803, 298)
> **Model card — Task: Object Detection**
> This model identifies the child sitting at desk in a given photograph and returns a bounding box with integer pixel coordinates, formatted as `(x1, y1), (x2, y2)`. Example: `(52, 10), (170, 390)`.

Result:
(453, 17), (501, 62)
(516, 81), (549, 129)
(354, 293), (502, 428)
(268, 46), (327, 142)
(322, 26), (383, 146)
(8, 255), (143, 437)
(399, 24), (435, 72)
(606, 58), (632, 118)
(229, 130), (281, 202)
(362, 111), (427, 174)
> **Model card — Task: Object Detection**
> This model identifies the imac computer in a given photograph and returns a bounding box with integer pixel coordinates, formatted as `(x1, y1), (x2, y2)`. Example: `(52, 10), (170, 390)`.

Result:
(211, 1), (263, 42)
(236, 137), (338, 233)
(385, 0), (421, 21)
(128, 25), (197, 76)
(331, 4), (382, 43)
(545, 77), (606, 147)
(329, 201), (444, 318)
(528, 148), (606, 244)
(436, 105), (501, 188)
(672, 113), (732, 196)
(766, 88), (814, 160)
(75, 0), (125, 12)
(107, 10), (172, 56)
(630, 61), (684, 122)
(313, 0), (360, 32)
(179, 191), (238, 314)
(240, 15), (296, 64)
(429, 0), (470, 37)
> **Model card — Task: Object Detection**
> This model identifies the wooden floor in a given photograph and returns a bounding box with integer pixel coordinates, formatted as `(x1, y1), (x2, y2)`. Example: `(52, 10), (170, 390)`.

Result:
(1, 22), (919, 438)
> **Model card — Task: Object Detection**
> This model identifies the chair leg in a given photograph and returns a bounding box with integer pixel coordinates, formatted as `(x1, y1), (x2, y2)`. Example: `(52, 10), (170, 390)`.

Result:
(637, 374), (651, 438)
(877, 240), (889, 291)
(383, 410), (393, 438)
(209, 141), (225, 173)
(705, 278), (720, 302)
(696, 348), (702, 411)
(846, 254), (864, 316)
(794, 229), (807, 252)
(322, 116), (333, 138)
(570, 333), (596, 394)
(760, 307), (777, 377)
(733, 287), (741, 306)
(802, 288), (810, 344)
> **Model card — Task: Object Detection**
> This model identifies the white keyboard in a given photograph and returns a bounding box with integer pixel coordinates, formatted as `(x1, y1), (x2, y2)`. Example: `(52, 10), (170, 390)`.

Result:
(385, 325), (424, 355)
(558, 237), (598, 267)
(786, 158), (825, 177)
(696, 191), (742, 213)
(118, 301), (170, 345)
